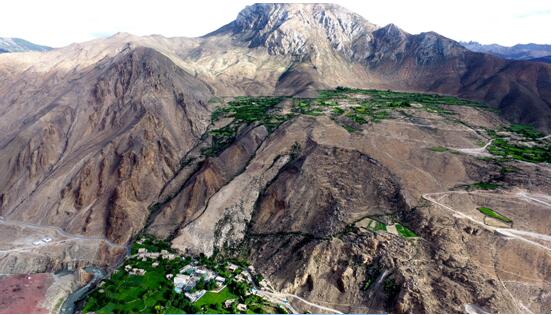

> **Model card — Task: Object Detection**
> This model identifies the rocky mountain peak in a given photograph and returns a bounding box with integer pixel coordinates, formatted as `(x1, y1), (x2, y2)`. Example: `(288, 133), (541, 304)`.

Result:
(218, 3), (379, 59)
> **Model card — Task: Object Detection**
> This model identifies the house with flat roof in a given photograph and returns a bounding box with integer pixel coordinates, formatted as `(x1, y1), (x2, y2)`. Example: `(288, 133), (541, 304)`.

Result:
(237, 303), (247, 311)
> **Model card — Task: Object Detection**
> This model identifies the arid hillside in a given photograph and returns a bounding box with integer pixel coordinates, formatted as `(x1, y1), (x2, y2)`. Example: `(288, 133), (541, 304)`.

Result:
(0, 3), (549, 314)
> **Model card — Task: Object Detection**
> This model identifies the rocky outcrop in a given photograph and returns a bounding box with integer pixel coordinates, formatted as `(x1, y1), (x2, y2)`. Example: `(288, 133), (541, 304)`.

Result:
(250, 141), (408, 237)
(148, 124), (269, 240)
(0, 47), (212, 246)
(216, 3), (378, 60)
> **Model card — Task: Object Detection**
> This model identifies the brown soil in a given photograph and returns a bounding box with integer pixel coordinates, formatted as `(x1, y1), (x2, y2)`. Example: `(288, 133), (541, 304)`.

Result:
(0, 273), (53, 313)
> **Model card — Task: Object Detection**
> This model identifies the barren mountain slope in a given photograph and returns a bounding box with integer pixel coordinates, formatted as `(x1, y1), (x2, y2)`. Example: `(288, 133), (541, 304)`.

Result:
(0, 46), (213, 266)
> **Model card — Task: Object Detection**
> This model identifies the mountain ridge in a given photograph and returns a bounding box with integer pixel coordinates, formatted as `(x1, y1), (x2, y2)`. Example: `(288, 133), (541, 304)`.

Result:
(0, 37), (51, 53)
(460, 40), (551, 62)
(0, 3), (549, 132)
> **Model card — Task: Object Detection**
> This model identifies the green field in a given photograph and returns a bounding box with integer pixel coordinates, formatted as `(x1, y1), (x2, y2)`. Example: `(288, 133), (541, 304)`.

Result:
(508, 124), (545, 140)
(485, 124), (550, 163)
(195, 287), (236, 307)
(430, 146), (448, 152)
(290, 87), (489, 131)
(395, 224), (417, 238)
(466, 182), (501, 191)
(370, 220), (387, 232)
(478, 207), (513, 224)
(204, 96), (291, 156)
(488, 138), (550, 163)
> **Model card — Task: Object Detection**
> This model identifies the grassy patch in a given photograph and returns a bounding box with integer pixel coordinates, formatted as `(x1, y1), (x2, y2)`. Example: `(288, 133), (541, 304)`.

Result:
(467, 182), (501, 190)
(195, 287), (237, 307)
(488, 138), (550, 163)
(478, 207), (512, 224)
(508, 124), (544, 140)
(430, 146), (448, 152)
(366, 219), (387, 232)
(395, 224), (417, 238)
(205, 96), (291, 157)
(307, 87), (490, 128)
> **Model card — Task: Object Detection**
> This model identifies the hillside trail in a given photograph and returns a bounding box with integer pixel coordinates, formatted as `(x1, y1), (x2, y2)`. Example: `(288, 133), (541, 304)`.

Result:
(0, 218), (124, 252)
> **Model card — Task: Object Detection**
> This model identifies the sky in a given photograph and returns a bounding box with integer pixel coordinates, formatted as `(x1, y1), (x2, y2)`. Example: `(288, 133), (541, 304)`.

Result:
(1, 0), (550, 48)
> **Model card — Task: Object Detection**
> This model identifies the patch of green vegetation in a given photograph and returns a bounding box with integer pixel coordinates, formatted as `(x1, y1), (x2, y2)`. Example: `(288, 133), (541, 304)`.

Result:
(488, 138), (550, 163)
(82, 236), (280, 314)
(130, 234), (170, 255)
(340, 123), (359, 133)
(195, 287), (237, 307)
(430, 146), (448, 152)
(466, 182), (501, 190)
(361, 265), (381, 291)
(330, 107), (345, 116)
(395, 224), (417, 238)
(347, 112), (368, 124)
(309, 87), (489, 128)
(478, 207), (512, 224)
(508, 124), (544, 140)
(205, 96), (291, 157)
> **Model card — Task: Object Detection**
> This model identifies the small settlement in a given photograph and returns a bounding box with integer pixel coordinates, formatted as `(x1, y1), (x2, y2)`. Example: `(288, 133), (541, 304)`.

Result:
(83, 235), (283, 314)
(173, 263), (226, 302)
(126, 242), (267, 307)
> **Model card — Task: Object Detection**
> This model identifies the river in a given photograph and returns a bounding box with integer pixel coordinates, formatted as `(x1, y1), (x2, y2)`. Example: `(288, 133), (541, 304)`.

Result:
(59, 267), (105, 314)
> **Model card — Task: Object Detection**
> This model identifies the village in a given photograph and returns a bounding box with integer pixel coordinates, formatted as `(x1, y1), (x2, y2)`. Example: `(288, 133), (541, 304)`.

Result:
(98, 236), (280, 314)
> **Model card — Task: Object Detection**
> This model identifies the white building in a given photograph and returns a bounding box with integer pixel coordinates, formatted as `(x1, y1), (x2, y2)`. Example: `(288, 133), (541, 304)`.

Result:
(174, 274), (197, 292)
(227, 263), (239, 272)
(185, 290), (206, 303)
(129, 268), (146, 276)
(224, 299), (235, 308)
(237, 304), (247, 311)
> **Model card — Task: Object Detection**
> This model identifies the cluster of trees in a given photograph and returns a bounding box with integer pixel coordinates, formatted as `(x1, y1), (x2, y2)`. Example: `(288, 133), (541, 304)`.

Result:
(194, 277), (218, 291)
(227, 279), (249, 296)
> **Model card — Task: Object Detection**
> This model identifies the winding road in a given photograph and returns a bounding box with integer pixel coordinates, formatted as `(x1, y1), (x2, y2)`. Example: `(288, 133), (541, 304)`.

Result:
(0, 218), (124, 252)
(453, 139), (493, 157)
(422, 191), (550, 252)
(257, 289), (344, 314)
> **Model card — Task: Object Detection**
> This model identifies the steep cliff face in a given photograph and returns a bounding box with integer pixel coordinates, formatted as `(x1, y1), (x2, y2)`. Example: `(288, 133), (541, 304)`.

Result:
(147, 125), (270, 240)
(216, 3), (378, 60)
(0, 47), (212, 244)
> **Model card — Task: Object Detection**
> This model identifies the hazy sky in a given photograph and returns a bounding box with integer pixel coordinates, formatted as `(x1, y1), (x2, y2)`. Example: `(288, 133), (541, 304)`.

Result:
(1, 0), (550, 47)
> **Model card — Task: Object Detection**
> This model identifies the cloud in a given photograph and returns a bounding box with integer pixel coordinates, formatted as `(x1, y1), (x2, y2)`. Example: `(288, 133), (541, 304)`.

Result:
(89, 32), (116, 39)
(515, 9), (550, 19)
